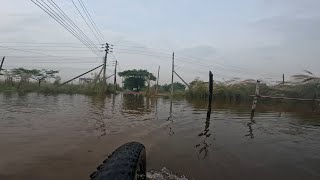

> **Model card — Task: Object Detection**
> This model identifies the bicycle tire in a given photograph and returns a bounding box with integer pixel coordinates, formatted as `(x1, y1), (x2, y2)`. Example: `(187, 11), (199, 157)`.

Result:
(90, 142), (146, 180)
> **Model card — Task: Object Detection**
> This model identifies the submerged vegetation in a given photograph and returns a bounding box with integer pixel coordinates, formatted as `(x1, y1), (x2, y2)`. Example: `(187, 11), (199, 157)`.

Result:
(157, 71), (320, 101)
(0, 67), (117, 94)
(1, 67), (319, 101)
(0, 80), (117, 94)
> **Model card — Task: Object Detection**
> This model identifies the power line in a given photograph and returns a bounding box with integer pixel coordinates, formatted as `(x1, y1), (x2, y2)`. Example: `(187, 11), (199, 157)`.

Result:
(39, 0), (100, 56)
(0, 42), (89, 45)
(78, 0), (105, 42)
(72, 0), (103, 44)
(175, 57), (277, 79)
(112, 43), (280, 78)
(1, 48), (101, 52)
(113, 49), (276, 78)
(175, 52), (277, 77)
(0, 45), (102, 61)
(0, 45), (92, 48)
(31, 0), (103, 58)
(5, 55), (99, 59)
(110, 53), (119, 63)
(113, 44), (172, 53)
(113, 51), (171, 59)
(114, 47), (171, 56)
(47, 0), (103, 57)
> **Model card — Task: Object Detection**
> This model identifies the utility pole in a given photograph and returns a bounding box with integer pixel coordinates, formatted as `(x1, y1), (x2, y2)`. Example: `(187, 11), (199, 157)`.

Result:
(0, 56), (5, 75)
(103, 43), (110, 91)
(171, 52), (174, 97)
(156, 65), (160, 95)
(113, 60), (117, 91)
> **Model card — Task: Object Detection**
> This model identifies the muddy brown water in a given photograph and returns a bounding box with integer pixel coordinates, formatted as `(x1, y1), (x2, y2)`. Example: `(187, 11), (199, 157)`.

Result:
(0, 93), (320, 180)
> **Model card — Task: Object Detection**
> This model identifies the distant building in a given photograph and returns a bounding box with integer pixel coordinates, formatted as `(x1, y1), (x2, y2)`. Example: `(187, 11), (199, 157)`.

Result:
(79, 77), (93, 83)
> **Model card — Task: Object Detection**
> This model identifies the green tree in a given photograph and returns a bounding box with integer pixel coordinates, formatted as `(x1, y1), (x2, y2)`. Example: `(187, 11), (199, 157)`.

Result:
(118, 69), (156, 91)
(12, 68), (59, 87)
(11, 68), (33, 88)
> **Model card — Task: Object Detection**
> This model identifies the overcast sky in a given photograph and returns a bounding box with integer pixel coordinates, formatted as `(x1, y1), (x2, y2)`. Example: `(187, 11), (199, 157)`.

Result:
(1, 0), (320, 85)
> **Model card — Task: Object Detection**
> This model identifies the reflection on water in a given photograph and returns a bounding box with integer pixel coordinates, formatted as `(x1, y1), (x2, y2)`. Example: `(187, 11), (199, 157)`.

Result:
(195, 97), (213, 159)
(0, 93), (320, 180)
(167, 99), (174, 136)
(245, 118), (255, 139)
(195, 116), (212, 160)
(121, 94), (152, 115)
(89, 94), (108, 137)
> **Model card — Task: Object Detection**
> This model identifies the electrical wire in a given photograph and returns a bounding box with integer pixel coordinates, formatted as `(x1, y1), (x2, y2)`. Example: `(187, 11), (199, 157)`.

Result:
(31, 0), (103, 58)
(175, 52), (277, 77)
(1, 48), (102, 52)
(113, 48), (277, 78)
(5, 55), (99, 59)
(47, 0), (103, 57)
(72, 0), (103, 44)
(113, 44), (172, 53)
(114, 47), (171, 56)
(175, 57), (278, 79)
(0, 45), (93, 48)
(0, 42), (90, 45)
(0, 45), (102, 61)
(112, 51), (171, 59)
(78, 0), (105, 42)
(112, 43), (280, 78)
(39, 0), (101, 57)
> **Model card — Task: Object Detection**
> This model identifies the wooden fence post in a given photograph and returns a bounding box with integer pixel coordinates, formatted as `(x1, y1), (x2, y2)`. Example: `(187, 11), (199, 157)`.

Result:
(206, 71), (213, 120)
(251, 80), (260, 118)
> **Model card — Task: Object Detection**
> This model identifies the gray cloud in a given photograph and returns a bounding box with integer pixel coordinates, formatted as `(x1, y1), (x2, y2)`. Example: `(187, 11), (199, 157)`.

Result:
(1, 0), (320, 83)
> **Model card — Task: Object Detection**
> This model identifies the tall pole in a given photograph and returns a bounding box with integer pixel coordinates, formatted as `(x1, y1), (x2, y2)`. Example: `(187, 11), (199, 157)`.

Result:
(282, 73), (285, 85)
(0, 56), (5, 74)
(171, 52), (174, 97)
(156, 65), (160, 95)
(103, 43), (109, 91)
(113, 60), (117, 91)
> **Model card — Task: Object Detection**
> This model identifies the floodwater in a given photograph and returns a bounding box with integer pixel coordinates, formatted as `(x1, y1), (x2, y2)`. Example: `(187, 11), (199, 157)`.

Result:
(0, 93), (320, 180)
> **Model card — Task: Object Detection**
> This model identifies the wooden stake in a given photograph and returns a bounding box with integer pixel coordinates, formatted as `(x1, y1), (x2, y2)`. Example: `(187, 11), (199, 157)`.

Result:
(113, 60), (117, 91)
(206, 71), (213, 120)
(251, 80), (260, 118)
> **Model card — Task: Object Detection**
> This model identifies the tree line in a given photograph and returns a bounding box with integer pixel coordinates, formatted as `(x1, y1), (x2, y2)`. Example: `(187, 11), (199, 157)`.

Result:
(2, 67), (59, 87)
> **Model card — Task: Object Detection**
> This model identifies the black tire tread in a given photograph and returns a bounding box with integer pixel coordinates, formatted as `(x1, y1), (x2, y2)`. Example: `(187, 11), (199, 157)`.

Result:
(90, 142), (145, 180)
